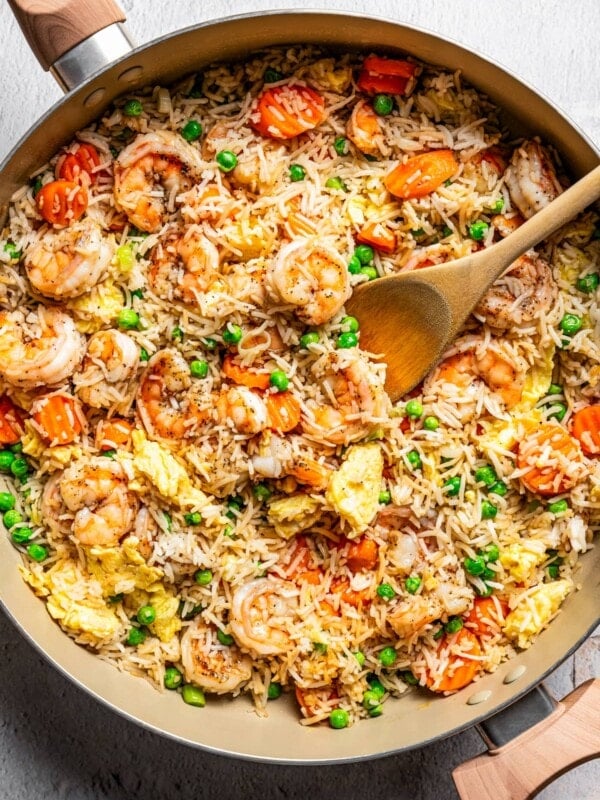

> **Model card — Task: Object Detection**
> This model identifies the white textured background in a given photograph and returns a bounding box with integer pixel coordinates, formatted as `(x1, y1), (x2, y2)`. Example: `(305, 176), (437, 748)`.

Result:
(1, 1), (599, 798)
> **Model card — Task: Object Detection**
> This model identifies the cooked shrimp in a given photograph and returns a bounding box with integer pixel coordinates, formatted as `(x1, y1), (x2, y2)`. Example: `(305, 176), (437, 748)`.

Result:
(58, 457), (138, 546)
(267, 239), (350, 326)
(492, 213), (524, 238)
(41, 474), (71, 538)
(216, 386), (269, 435)
(474, 252), (558, 329)
(388, 594), (443, 639)
(114, 130), (204, 232)
(180, 618), (252, 694)
(133, 505), (159, 560)
(0, 306), (85, 389)
(436, 343), (522, 406)
(74, 329), (139, 409)
(179, 181), (241, 225)
(463, 147), (507, 193)
(346, 99), (386, 157)
(230, 578), (297, 656)
(250, 432), (331, 489)
(303, 352), (388, 444)
(137, 348), (209, 441)
(505, 139), (562, 219)
(148, 228), (221, 304)
(24, 218), (115, 299)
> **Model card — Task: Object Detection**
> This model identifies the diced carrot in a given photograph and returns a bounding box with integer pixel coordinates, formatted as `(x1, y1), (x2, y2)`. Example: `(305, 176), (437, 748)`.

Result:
(357, 55), (417, 95)
(265, 391), (302, 432)
(222, 355), (271, 390)
(289, 457), (332, 490)
(346, 537), (378, 572)
(32, 394), (82, 445)
(384, 150), (458, 200)
(56, 143), (101, 184)
(571, 405), (600, 456)
(36, 180), (88, 226)
(95, 418), (134, 451)
(428, 629), (482, 693)
(0, 397), (24, 445)
(464, 597), (508, 638)
(297, 569), (323, 585)
(331, 577), (372, 608)
(517, 421), (586, 496)
(356, 221), (396, 254)
(295, 685), (338, 718)
(251, 83), (326, 140)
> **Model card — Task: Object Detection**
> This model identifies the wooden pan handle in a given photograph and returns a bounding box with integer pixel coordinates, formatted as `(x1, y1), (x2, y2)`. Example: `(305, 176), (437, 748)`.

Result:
(453, 679), (600, 800)
(7, 0), (126, 70)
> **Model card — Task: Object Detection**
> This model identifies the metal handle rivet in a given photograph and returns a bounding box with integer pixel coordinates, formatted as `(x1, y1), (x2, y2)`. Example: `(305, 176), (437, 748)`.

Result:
(466, 689), (492, 706)
(83, 88), (107, 108)
(503, 664), (527, 684)
(118, 66), (144, 83)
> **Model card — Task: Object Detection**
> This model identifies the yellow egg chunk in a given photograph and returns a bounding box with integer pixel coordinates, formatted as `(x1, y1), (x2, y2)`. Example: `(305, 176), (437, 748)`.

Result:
(326, 442), (383, 537)
(126, 585), (182, 643)
(86, 536), (164, 597)
(504, 579), (572, 649)
(500, 540), (547, 584)
(67, 278), (124, 334)
(268, 494), (322, 538)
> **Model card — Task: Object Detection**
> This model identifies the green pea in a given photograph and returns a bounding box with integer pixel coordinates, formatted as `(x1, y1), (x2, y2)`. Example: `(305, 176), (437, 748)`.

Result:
(11, 526), (33, 544)
(123, 98), (143, 117)
(423, 415), (439, 431)
(202, 337), (218, 351)
(164, 666), (183, 690)
(360, 266), (378, 281)
(194, 569), (213, 586)
(405, 575), (421, 594)
(576, 273), (599, 293)
(481, 500), (498, 520)
(289, 164), (306, 182)
(481, 544), (500, 563)
(444, 616), (464, 634)
(547, 402), (567, 422)
(433, 627), (445, 640)
(475, 465), (497, 486)
(336, 331), (358, 349)
(334, 136), (348, 156)
(405, 399), (423, 418)
(227, 495), (244, 512)
(481, 567), (496, 581)
(363, 689), (381, 710)
(489, 481), (508, 497)
(223, 524), (235, 538)
(126, 627), (147, 646)
(405, 450), (422, 470)
(130, 287), (144, 300)
(140, 348), (150, 362)
(10, 457), (29, 478)
(373, 94), (393, 116)
(441, 225), (453, 238)
(491, 197), (505, 213)
(548, 383), (563, 395)
(117, 309), (140, 330)
(378, 490), (391, 505)
(325, 176), (347, 191)
(347, 255), (362, 274)
(376, 583), (396, 601)
(464, 555), (486, 576)
(9, 443), (22, 454)
(264, 68), (283, 83)
(172, 326), (184, 342)
(182, 684), (206, 707)
(411, 228), (425, 238)
(190, 359), (209, 379)
(217, 629), (234, 646)
(137, 605), (156, 625)
(269, 370), (289, 391)
(181, 119), (203, 142)
(313, 641), (328, 654)
(222, 324), (243, 345)
(300, 331), (320, 348)
(548, 499), (569, 515)
(547, 564), (560, 580)
(329, 708), (349, 729)
(3, 509), (23, 528)
(252, 483), (272, 502)
(468, 220), (489, 241)
(378, 646), (397, 667)
(0, 492), (15, 512)
(184, 512), (202, 525)
(340, 315), (360, 333)
(3, 242), (21, 260)
(267, 682), (282, 700)
(367, 676), (386, 697)
(354, 244), (374, 265)
(0, 450), (15, 472)
(216, 150), (238, 172)
(354, 651), (366, 667)
(26, 543), (48, 562)
(559, 314), (582, 336)
(443, 476), (462, 496)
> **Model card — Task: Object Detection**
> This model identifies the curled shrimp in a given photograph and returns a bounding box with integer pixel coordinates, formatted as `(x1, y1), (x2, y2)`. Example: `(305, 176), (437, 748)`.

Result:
(180, 618), (252, 694)
(267, 239), (350, 326)
(436, 341), (522, 406)
(148, 228), (221, 304)
(0, 306), (85, 389)
(216, 386), (269, 435)
(346, 99), (386, 157)
(230, 578), (297, 656)
(114, 130), (204, 232)
(474, 252), (558, 329)
(24, 218), (115, 299)
(303, 352), (388, 445)
(463, 147), (507, 193)
(73, 329), (139, 410)
(137, 348), (209, 441)
(58, 457), (138, 546)
(505, 139), (562, 219)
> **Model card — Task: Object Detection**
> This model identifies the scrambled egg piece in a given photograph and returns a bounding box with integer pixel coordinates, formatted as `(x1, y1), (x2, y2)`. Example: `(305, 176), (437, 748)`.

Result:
(301, 58), (353, 93)
(517, 347), (555, 412)
(479, 409), (542, 454)
(125, 586), (181, 643)
(326, 442), (383, 537)
(130, 430), (208, 508)
(67, 279), (124, 334)
(222, 217), (272, 259)
(500, 540), (547, 584)
(20, 559), (124, 645)
(504, 579), (572, 649)
(268, 494), (321, 538)
(86, 536), (163, 596)
(21, 420), (45, 459)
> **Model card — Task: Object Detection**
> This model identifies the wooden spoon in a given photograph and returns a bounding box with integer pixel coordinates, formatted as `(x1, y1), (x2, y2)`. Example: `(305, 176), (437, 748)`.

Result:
(346, 163), (600, 402)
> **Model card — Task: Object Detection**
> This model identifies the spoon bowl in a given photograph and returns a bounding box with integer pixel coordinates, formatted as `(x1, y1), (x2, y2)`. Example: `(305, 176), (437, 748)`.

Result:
(346, 164), (600, 401)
